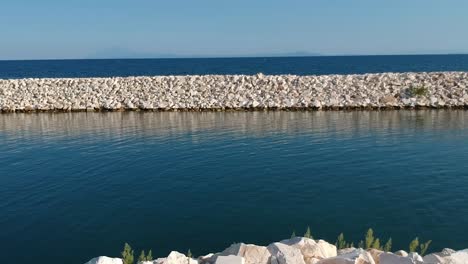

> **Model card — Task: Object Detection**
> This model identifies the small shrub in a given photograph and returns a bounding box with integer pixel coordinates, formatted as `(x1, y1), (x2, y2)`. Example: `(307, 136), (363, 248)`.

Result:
(304, 226), (313, 239)
(408, 86), (429, 97)
(420, 240), (432, 256)
(365, 228), (375, 249)
(121, 243), (134, 264)
(291, 231), (296, 238)
(336, 233), (347, 249)
(138, 250), (146, 262)
(187, 249), (192, 264)
(372, 238), (381, 250)
(358, 240), (364, 248)
(383, 238), (392, 252)
(409, 237), (419, 253)
(146, 249), (153, 261)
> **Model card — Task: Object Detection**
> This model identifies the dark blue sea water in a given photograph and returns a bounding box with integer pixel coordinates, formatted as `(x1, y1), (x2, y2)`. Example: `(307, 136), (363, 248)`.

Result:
(1, 111), (468, 264)
(1, 54), (468, 79)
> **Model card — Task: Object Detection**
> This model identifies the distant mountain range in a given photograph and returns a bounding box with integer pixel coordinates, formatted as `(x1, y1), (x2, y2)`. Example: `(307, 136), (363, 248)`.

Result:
(85, 48), (322, 59)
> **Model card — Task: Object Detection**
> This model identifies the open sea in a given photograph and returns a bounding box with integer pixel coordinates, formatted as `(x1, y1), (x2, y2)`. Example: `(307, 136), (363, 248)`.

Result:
(1, 55), (468, 264)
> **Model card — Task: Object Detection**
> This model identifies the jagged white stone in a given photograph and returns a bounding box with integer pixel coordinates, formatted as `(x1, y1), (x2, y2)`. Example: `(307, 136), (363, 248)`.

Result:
(214, 255), (245, 264)
(280, 237), (337, 263)
(84, 256), (123, 264)
(380, 252), (423, 264)
(84, 238), (468, 264)
(317, 248), (375, 264)
(1, 72), (467, 112)
(214, 243), (271, 264)
(267, 242), (307, 264)
(423, 248), (468, 264)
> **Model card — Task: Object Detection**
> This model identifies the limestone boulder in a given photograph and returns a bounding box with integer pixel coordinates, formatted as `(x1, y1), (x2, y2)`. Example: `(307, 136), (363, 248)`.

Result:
(84, 256), (123, 264)
(317, 248), (375, 264)
(394, 251), (408, 257)
(217, 243), (271, 264)
(214, 255), (245, 264)
(367, 249), (384, 264)
(267, 242), (306, 264)
(280, 237), (337, 263)
(379, 252), (423, 264)
(157, 251), (198, 264)
(423, 248), (468, 264)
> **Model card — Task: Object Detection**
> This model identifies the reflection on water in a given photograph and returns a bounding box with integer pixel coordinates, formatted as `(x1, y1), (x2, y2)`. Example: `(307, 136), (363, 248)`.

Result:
(1, 110), (468, 264)
(1, 110), (467, 140)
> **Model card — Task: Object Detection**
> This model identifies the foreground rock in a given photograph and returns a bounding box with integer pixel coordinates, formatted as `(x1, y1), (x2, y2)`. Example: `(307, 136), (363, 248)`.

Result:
(84, 237), (468, 264)
(317, 248), (375, 264)
(280, 237), (337, 263)
(211, 243), (271, 264)
(84, 256), (123, 264)
(1, 72), (468, 112)
(423, 248), (468, 264)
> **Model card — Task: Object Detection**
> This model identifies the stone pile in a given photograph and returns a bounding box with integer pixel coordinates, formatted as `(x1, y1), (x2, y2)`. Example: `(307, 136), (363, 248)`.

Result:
(85, 237), (468, 264)
(1, 72), (468, 112)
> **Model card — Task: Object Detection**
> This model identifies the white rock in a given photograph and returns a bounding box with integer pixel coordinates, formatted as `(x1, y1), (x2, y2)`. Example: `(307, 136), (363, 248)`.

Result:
(423, 248), (468, 264)
(214, 255), (245, 264)
(317, 248), (375, 264)
(218, 243), (271, 264)
(379, 252), (422, 264)
(280, 237), (337, 263)
(394, 251), (408, 257)
(84, 256), (123, 264)
(158, 251), (198, 264)
(267, 242), (306, 264)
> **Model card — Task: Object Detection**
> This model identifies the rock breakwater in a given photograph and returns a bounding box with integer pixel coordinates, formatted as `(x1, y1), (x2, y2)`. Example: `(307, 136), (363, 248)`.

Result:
(1, 72), (468, 112)
(85, 237), (468, 264)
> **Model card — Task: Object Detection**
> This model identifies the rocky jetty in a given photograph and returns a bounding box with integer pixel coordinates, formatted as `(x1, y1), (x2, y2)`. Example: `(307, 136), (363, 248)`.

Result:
(1, 72), (468, 112)
(84, 237), (468, 264)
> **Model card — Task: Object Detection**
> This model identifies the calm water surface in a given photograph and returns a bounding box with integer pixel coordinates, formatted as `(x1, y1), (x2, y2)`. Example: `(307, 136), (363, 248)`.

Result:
(1, 111), (468, 263)
(1, 55), (468, 79)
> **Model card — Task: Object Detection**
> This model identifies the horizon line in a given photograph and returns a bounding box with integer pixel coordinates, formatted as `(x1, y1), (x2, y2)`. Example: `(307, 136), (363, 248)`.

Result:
(1, 52), (467, 62)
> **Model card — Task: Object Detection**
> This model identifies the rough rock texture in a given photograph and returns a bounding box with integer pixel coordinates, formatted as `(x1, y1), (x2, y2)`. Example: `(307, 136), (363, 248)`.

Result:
(280, 237), (337, 263)
(215, 255), (245, 264)
(380, 252), (424, 264)
(85, 237), (468, 264)
(423, 248), (468, 264)
(367, 249), (384, 264)
(317, 248), (375, 264)
(213, 243), (271, 264)
(1, 72), (468, 112)
(155, 251), (198, 264)
(267, 242), (306, 264)
(84, 256), (123, 264)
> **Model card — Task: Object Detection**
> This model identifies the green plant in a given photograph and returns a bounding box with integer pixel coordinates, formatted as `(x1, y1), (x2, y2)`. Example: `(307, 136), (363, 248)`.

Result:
(138, 250), (146, 262)
(358, 240), (364, 248)
(304, 226), (313, 239)
(383, 238), (392, 252)
(372, 238), (381, 250)
(291, 231), (296, 238)
(187, 249), (192, 264)
(365, 228), (375, 249)
(121, 243), (134, 264)
(420, 240), (432, 256)
(146, 249), (153, 261)
(336, 233), (347, 249)
(408, 86), (429, 97)
(409, 237), (419, 253)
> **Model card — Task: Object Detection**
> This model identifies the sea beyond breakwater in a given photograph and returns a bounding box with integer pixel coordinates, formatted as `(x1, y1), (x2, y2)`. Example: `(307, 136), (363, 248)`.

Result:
(1, 72), (468, 112)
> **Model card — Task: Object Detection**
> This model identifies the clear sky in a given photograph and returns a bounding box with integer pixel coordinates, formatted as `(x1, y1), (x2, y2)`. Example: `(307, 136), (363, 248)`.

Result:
(1, 0), (467, 60)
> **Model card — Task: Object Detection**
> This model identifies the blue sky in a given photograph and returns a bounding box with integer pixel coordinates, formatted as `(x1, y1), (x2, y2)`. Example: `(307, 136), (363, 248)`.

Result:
(1, 0), (467, 60)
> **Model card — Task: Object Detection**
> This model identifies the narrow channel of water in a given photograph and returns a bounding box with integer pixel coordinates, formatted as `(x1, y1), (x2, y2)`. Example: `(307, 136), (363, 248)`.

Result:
(1, 110), (467, 264)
